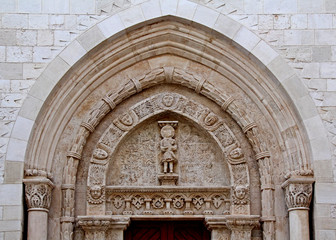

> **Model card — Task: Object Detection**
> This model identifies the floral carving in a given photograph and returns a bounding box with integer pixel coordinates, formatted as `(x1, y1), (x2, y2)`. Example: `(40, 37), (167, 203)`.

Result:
(132, 195), (144, 209)
(173, 196), (185, 209)
(284, 182), (313, 210)
(152, 196), (165, 209)
(212, 195), (224, 209)
(106, 188), (230, 215)
(25, 181), (53, 210)
(112, 195), (124, 209)
(192, 196), (205, 210)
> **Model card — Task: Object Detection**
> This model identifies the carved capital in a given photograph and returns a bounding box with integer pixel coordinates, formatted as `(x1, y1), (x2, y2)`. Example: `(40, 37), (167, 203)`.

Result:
(282, 176), (314, 211)
(78, 216), (130, 240)
(226, 215), (260, 240)
(205, 217), (227, 229)
(226, 215), (260, 230)
(24, 177), (54, 212)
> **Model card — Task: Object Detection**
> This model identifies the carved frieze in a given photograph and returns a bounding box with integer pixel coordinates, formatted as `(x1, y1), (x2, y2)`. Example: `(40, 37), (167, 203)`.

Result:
(106, 187), (230, 216)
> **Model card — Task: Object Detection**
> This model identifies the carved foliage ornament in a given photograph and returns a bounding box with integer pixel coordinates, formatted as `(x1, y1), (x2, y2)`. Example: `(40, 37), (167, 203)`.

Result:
(106, 188), (230, 215)
(152, 196), (165, 209)
(173, 196), (185, 209)
(192, 196), (205, 210)
(25, 182), (53, 210)
(212, 195), (224, 209)
(132, 195), (144, 209)
(284, 183), (313, 210)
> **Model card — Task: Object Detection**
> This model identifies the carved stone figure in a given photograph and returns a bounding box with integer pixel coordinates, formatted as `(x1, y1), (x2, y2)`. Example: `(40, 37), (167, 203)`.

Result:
(159, 121), (178, 174)
(87, 185), (105, 204)
(233, 185), (249, 205)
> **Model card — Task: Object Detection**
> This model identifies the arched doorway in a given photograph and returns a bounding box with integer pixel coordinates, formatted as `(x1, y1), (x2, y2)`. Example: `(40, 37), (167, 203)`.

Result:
(22, 8), (316, 240)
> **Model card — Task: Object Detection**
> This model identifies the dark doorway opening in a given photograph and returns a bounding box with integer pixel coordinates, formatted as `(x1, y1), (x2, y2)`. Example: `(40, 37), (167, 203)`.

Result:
(124, 220), (211, 240)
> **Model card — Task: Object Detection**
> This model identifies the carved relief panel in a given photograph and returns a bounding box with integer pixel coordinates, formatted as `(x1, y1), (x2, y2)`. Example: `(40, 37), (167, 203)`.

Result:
(106, 119), (230, 188)
(85, 92), (253, 217)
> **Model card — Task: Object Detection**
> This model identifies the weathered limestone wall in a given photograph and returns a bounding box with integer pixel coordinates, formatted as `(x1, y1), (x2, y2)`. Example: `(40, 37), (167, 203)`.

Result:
(0, 0), (335, 239)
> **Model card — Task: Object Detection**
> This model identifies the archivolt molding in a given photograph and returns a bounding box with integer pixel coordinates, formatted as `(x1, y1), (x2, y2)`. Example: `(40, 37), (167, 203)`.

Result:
(16, 3), (321, 239)
(59, 67), (274, 239)
(86, 92), (251, 214)
(22, 18), (314, 181)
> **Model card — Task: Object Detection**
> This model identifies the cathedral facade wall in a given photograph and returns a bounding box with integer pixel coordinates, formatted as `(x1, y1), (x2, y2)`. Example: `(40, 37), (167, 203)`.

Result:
(0, 0), (335, 239)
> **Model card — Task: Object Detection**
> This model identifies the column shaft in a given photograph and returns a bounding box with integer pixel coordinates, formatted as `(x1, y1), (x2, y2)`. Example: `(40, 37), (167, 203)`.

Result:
(289, 210), (309, 240)
(28, 210), (48, 240)
(24, 177), (54, 240)
(282, 176), (314, 240)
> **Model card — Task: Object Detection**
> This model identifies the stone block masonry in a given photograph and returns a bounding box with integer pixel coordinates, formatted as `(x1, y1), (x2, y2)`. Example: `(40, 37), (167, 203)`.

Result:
(0, 0), (335, 239)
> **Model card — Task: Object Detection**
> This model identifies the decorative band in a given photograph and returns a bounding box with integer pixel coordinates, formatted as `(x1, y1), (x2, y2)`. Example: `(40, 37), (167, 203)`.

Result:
(60, 217), (75, 223)
(131, 77), (142, 93)
(221, 96), (234, 111)
(67, 151), (81, 160)
(288, 207), (310, 212)
(80, 122), (95, 133)
(256, 151), (271, 160)
(195, 78), (206, 94)
(243, 122), (257, 133)
(61, 184), (75, 190)
(260, 216), (276, 222)
(28, 208), (49, 213)
(102, 96), (116, 110)
(261, 184), (275, 190)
